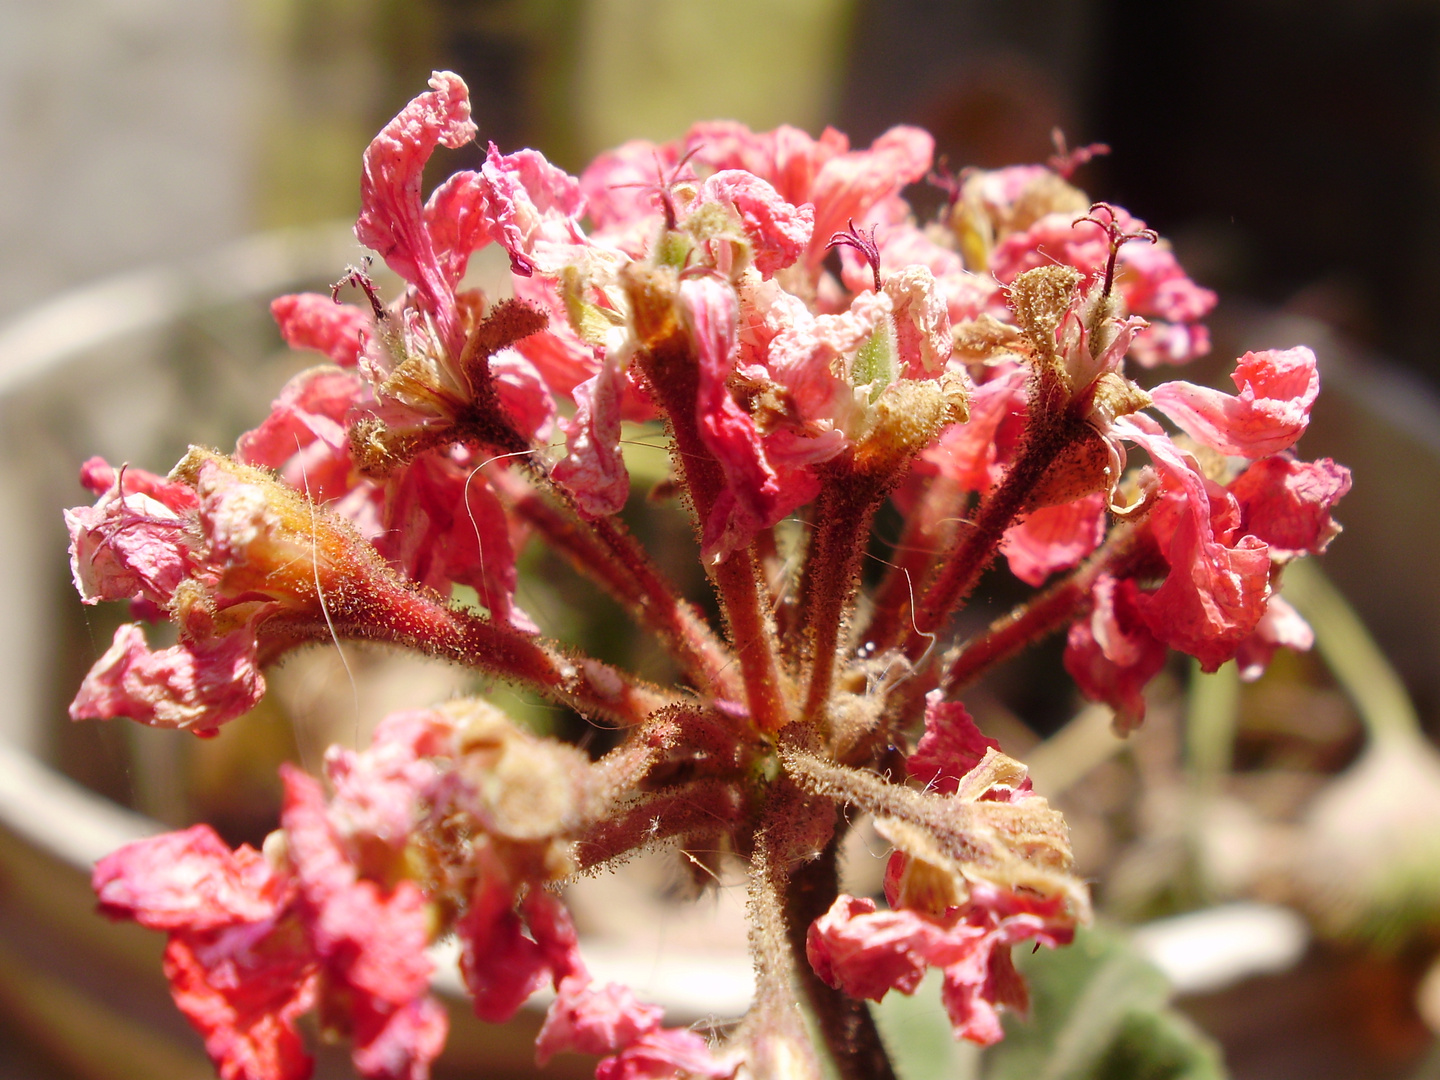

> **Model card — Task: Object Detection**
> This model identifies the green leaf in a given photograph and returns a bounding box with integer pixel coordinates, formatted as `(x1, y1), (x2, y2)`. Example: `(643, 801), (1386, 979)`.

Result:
(981, 926), (1226, 1080)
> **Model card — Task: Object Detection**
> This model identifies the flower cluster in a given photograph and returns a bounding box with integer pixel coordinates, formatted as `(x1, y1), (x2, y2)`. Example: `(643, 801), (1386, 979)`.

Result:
(69, 71), (1348, 1080)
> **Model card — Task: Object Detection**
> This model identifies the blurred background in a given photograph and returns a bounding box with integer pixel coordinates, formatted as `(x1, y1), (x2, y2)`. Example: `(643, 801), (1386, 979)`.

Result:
(4, 1), (1440, 1078)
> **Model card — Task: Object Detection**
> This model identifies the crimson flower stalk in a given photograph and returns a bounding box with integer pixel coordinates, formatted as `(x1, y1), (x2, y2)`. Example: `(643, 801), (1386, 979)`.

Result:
(69, 72), (1350, 1080)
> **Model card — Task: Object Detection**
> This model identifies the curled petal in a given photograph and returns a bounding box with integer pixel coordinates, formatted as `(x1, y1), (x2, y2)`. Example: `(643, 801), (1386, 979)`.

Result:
(1235, 594), (1314, 682)
(70, 623), (264, 734)
(480, 143), (586, 275)
(906, 691), (1000, 795)
(685, 119), (849, 208)
(163, 930), (316, 1080)
(355, 70), (475, 351)
(1230, 455), (1351, 559)
(1149, 347), (1320, 458)
(552, 351), (629, 517)
(1001, 493), (1106, 587)
(697, 170), (814, 277)
(270, 294), (373, 368)
(1064, 575), (1168, 732)
(93, 825), (286, 931)
(236, 366), (367, 502)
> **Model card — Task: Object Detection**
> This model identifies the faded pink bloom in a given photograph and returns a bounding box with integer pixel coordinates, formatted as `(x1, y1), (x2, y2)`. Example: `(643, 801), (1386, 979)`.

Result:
(553, 349), (629, 517)
(1150, 346), (1320, 458)
(1002, 494), (1107, 587)
(1230, 454), (1351, 560)
(906, 691), (1001, 795)
(478, 142), (587, 274)
(1064, 574), (1168, 731)
(270, 294), (372, 368)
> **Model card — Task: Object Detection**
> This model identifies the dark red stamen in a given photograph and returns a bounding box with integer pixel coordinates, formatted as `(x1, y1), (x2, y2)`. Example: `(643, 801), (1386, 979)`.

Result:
(926, 156), (965, 210)
(611, 145), (703, 233)
(826, 219), (883, 292)
(1048, 129), (1111, 179)
(1074, 202), (1157, 299)
(332, 259), (387, 321)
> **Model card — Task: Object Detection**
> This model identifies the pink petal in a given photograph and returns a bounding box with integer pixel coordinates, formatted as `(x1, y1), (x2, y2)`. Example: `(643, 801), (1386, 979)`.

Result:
(79, 456), (198, 510)
(270, 294), (372, 368)
(1063, 575), (1167, 732)
(684, 120), (849, 208)
(906, 691), (1001, 795)
(479, 143), (585, 275)
(884, 265), (952, 378)
(235, 367), (366, 503)
(93, 825), (286, 931)
(1149, 347), (1320, 458)
(324, 709), (456, 846)
(164, 930), (316, 1080)
(536, 975), (664, 1065)
(490, 346), (558, 443)
(552, 350), (629, 517)
(1001, 493), (1106, 587)
(66, 489), (191, 607)
(350, 996), (449, 1080)
(696, 170), (814, 278)
(70, 623), (265, 734)
(681, 276), (783, 564)
(355, 71), (476, 354)
(455, 875), (551, 1023)
(806, 895), (978, 1002)
(1235, 595), (1314, 682)
(595, 1028), (736, 1080)
(1230, 455), (1351, 559)
(807, 126), (934, 266)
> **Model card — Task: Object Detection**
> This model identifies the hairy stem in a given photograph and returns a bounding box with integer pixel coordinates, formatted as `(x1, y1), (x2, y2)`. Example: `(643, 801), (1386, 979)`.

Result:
(941, 520), (1147, 692)
(861, 474), (967, 655)
(630, 289), (790, 731)
(488, 463), (740, 698)
(779, 814), (899, 1080)
(271, 571), (676, 726)
(791, 470), (889, 726)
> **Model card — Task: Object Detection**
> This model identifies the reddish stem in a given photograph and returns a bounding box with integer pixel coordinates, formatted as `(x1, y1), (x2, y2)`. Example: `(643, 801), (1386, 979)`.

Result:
(630, 283), (790, 732)
(487, 464), (740, 699)
(941, 523), (1148, 692)
(271, 572), (675, 727)
(860, 474), (967, 655)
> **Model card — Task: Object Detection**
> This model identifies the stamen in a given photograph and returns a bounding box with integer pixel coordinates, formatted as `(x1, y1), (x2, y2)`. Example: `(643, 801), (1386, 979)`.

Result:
(1048, 129), (1111, 179)
(332, 258), (388, 321)
(826, 218), (883, 292)
(1074, 202), (1157, 299)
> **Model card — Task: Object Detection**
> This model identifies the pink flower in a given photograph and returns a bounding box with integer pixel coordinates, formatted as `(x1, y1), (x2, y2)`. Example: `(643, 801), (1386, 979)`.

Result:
(270, 294), (372, 368)
(70, 620), (265, 733)
(552, 348), (630, 517)
(66, 478), (193, 609)
(1230, 454), (1351, 559)
(1149, 347), (1320, 458)
(455, 874), (552, 1023)
(280, 766), (447, 1080)
(1234, 595), (1315, 682)
(1002, 493), (1107, 587)
(1116, 415), (1272, 670)
(1064, 574), (1168, 731)
(906, 691), (1001, 795)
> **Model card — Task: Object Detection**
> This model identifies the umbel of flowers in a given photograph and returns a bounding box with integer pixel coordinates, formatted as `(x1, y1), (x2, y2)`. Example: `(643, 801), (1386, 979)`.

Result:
(68, 72), (1350, 1080)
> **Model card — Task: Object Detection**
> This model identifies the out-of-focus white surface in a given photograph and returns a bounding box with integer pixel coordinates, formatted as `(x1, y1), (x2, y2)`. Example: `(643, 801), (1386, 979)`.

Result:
(1131, 901), (1310, 996)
